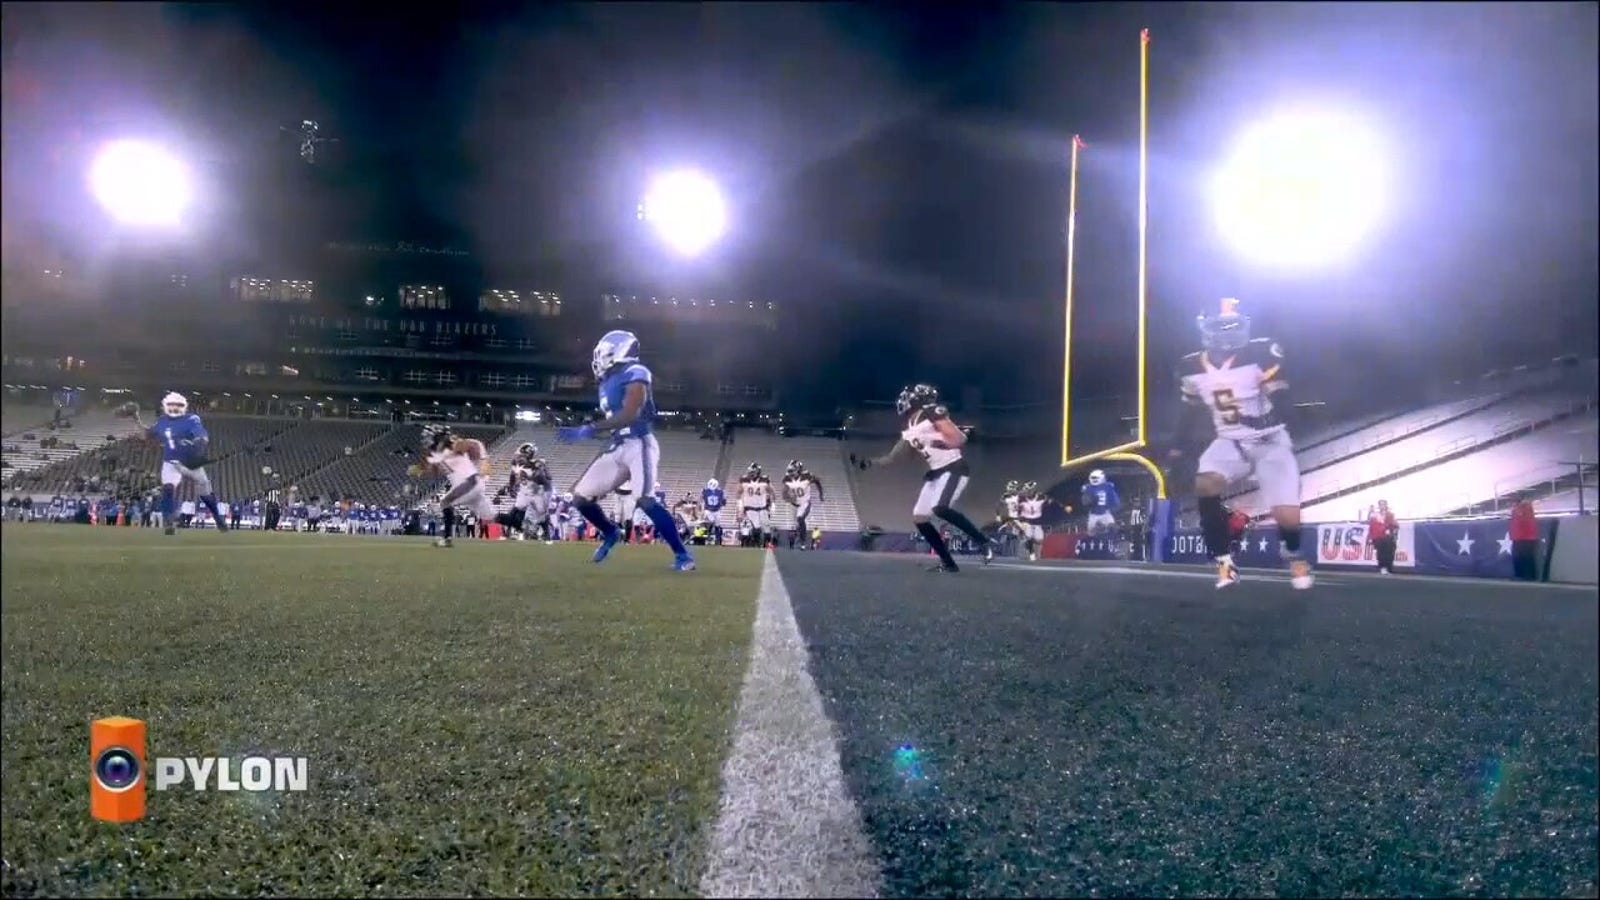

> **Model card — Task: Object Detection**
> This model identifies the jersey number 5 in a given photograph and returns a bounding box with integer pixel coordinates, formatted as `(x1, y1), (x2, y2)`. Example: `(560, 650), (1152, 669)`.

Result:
(907, 437), (931, 458)
(1211, 389), (1241, 425)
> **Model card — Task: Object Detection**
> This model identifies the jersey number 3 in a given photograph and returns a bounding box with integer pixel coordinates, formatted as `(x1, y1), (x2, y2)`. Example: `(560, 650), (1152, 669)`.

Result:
(1211, 389), (1241, 425)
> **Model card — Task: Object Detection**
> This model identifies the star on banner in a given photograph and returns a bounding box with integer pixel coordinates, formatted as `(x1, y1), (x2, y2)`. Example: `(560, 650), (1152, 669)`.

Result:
(1497, 533), (1513, 555)
(1456, 532), (1475, 555)
(1257, 537), (1270, 552)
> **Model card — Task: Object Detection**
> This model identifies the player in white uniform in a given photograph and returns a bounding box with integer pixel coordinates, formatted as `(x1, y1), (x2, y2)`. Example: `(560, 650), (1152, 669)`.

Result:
(1172, 298), (1311, 590)
(1016, 481), (1049, 561)
(497, 442), (552, 541)
(994, 480), (1024, 557)
(783, 460), (825, 550)
(414, 423), (497, 548)
(862, 383), (995, 572)
(738, 463), (773, 547)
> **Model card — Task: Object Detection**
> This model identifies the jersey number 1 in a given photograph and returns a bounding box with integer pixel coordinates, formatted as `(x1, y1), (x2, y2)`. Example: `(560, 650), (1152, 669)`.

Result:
(161, 427), (176, 450)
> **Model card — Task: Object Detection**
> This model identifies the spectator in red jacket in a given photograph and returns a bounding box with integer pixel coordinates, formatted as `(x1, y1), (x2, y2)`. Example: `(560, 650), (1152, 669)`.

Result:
(1510, 500), (1540, 581)
(1368, 500), (1399, 574)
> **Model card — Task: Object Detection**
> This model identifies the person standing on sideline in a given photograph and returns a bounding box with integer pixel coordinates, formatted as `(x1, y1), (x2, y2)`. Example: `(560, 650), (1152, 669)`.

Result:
(1367, 500), (1399, 574)
(1510, 500), (1541, 581)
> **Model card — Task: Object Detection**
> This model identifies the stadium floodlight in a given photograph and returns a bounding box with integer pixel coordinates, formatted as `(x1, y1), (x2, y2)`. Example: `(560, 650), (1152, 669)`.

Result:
(1207, 110), (1390, 272)
(637, 169), (728, 258)
(88, 139), (193, 228)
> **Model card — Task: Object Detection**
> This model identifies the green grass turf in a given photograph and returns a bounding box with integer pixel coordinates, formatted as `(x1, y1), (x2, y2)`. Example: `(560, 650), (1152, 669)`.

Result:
(0, 526), (762, 898)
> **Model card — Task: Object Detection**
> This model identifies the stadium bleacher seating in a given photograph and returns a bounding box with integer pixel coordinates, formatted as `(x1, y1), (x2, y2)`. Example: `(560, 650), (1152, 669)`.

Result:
(1301, 407), (1598, 520)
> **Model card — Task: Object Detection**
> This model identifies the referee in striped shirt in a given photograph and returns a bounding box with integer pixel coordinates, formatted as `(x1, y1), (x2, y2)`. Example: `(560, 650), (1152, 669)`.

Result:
(264, 487), (284, 531)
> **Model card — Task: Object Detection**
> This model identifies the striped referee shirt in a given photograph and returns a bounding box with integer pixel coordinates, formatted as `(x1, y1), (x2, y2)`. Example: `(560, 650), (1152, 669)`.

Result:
(265, 489), (283, 505)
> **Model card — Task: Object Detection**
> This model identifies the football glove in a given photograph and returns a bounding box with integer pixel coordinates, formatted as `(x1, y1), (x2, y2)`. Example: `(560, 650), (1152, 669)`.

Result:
(407, 463), (425, 478)
(555, 424), (597, 444)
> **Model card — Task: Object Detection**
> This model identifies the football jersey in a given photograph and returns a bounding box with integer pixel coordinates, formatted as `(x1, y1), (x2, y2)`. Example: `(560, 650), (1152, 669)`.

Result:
(1001, 493), (1020, 519)
(901, 406), (962, 470)
(598, 362), (656, 444)
(702, 487), (726, 511)
(1178, 337), (1289, 441)
(150, 413), (208, 465)
(1019, 496), (1046, 520)
(740, 477), (771, 509)
(1082, 482), (1120, 513)
(785, 477), (814, 506)
(428, 444), (480, 485)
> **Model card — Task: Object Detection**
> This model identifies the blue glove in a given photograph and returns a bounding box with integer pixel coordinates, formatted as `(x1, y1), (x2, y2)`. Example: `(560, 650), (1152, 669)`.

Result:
(556, 424), (597, 444)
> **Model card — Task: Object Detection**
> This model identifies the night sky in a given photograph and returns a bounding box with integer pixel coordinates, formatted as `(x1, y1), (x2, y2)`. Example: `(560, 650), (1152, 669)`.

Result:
(2, 2), (1596, 411)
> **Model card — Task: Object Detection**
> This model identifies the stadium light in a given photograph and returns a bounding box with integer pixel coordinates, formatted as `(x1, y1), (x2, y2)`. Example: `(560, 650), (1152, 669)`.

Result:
(637, 169), (728, 258)
(88, 139), (194, 228)
(1207, 110), (1390, 272)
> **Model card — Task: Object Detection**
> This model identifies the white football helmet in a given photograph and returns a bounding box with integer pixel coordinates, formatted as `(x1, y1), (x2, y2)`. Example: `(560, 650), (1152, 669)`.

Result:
(1088, 470), (1106, 486)
(706, 479), (720, 491)
(162, 392), (188, 417)
(591, 329), (641, 381)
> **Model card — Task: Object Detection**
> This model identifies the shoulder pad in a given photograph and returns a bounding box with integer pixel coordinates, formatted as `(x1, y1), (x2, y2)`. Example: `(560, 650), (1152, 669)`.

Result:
(1247, 337), (1285, 363)
(620, 363), (652, 384)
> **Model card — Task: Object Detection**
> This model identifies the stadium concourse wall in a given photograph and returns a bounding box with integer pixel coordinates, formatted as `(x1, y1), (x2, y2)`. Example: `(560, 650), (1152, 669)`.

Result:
(805, 513), (1598, 585)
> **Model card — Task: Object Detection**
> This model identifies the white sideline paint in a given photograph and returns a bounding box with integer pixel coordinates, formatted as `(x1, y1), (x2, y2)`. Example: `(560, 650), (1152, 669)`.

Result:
(701, 554), (882, 899)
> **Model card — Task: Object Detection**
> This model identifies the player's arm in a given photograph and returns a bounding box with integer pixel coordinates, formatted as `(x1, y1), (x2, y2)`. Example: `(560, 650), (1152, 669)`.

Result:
(1170, 367), (1211, 455)
(604, 381), (649, 432)
(811, 476), (825, 502)
(927, 408), (967, 449)
(867, 440), (909, 468)
(1248, 341), (1295, 430)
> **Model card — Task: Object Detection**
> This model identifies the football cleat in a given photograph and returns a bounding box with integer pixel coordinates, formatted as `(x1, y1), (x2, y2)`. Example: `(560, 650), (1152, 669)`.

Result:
(434, 537), (453, 548)
(1289, 559), (1314, 590)
(673, 553), (697, 572)
(1215, 556), (1240, 589)
(983, 543), (994, 565)
(163, 525), (175, 536)
(592, 530), (621, 564)
(925, 561), (960, 573)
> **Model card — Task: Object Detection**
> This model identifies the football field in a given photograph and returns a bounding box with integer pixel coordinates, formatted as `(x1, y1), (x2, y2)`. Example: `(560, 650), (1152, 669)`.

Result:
(2, 525), (1597, 897)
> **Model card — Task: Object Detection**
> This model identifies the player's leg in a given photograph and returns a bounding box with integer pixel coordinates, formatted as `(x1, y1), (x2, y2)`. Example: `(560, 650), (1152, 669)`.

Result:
(436, 478), (480, 547)
(1258, 434), (1312, 589)
(913, 475), (960, 571)
(183, 465), (227, 532)
(572, 450), (629, 562)
(796, 503), (811, 549)
(158, 462), (183, 535)
(629, 436), (693, 568)
(1195, 440), (1251, 588)
(929, 476), (992, 563)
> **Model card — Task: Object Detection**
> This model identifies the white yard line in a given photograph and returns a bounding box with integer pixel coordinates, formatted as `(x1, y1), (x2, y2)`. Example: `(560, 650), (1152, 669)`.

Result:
(700, 553), (881, 899)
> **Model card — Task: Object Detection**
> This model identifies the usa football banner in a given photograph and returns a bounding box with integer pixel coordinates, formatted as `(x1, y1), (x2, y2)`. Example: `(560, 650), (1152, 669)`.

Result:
(1315, 521), (1416, 569)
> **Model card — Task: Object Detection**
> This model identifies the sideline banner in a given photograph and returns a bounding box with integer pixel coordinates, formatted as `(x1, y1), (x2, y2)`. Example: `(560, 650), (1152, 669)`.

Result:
(1315, 521), (1416, 569)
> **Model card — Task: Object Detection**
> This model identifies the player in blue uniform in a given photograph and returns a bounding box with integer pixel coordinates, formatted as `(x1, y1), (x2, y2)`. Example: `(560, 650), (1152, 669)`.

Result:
(556, 330), (695, 571)
(127, 392), (227, 536)
(701, 479), (726, 544)
(1080, 469), (1121, 535)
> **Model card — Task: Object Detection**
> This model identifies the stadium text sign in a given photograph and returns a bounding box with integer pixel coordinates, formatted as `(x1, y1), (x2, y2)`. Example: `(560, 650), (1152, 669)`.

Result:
(90, 717), (309, 823)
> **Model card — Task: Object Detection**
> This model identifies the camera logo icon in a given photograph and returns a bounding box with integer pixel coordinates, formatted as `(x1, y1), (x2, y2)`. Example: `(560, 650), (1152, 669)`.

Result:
(89, 717), (147, 822)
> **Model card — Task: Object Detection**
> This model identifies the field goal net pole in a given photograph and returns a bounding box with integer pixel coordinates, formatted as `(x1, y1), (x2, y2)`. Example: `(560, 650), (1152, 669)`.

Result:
(1060, 28), (1156, 495)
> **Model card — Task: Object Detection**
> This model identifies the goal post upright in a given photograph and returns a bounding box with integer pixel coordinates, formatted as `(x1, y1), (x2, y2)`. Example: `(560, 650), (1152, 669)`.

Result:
(1060, 27), (1153, 488)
